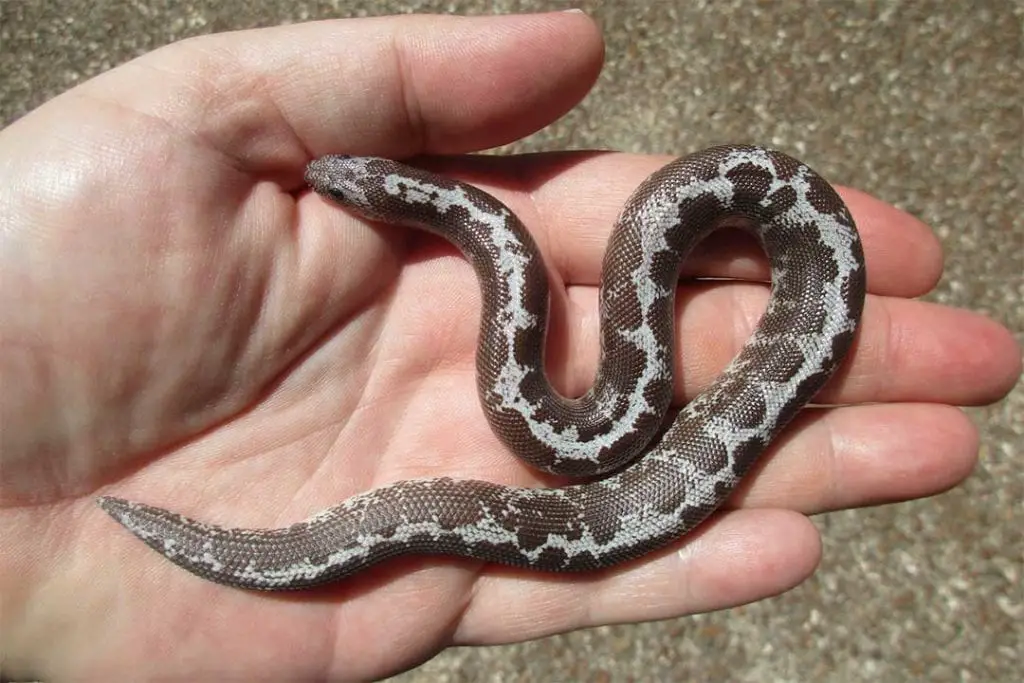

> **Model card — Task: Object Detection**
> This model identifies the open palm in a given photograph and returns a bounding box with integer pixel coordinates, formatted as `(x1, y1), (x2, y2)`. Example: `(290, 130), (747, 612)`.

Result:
(0, 13), (1018, 682)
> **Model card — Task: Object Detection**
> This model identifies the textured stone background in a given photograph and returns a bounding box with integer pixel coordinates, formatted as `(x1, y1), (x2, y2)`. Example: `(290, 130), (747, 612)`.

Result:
(2, 1), (1020, 681)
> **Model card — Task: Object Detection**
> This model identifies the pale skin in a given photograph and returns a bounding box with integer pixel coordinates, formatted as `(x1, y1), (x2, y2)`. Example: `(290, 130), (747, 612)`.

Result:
(0, 12), (1019, 682)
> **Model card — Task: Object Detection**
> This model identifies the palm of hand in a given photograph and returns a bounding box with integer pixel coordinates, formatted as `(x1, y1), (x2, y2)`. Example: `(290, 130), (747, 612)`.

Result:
(1, 85), (637, 677)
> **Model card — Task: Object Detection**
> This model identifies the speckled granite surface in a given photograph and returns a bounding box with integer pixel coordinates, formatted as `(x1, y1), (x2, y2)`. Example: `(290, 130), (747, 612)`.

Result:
(2, 1), (1020, 681)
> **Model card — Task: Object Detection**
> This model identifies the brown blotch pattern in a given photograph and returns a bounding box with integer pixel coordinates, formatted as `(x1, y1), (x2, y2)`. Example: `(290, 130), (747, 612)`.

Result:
(98, 146), (866, 589)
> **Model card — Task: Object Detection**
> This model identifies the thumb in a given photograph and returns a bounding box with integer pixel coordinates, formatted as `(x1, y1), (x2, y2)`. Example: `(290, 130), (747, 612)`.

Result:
(47, 12), (604, 167)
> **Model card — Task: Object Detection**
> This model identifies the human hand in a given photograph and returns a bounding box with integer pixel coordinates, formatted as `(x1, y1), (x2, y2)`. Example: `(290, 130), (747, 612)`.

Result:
(0, 12), (1018, 682)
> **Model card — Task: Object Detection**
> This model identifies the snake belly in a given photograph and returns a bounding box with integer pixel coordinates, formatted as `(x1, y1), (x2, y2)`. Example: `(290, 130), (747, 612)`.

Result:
(97, 145), (866, 590)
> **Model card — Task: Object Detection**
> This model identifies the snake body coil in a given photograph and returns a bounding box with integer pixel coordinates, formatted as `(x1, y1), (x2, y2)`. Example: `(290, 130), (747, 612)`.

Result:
(98, 145), (865, 590)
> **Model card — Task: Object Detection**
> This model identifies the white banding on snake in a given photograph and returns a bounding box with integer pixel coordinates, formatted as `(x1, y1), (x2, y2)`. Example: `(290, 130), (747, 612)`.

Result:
(97, 145), (866, 590)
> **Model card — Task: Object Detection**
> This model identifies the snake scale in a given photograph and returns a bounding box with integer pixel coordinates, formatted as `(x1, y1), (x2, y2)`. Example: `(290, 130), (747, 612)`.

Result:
(97, 145), (866, 591)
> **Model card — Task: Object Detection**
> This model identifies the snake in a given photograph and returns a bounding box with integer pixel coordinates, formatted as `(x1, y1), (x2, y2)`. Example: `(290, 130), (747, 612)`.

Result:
(97, 145), (866, 591)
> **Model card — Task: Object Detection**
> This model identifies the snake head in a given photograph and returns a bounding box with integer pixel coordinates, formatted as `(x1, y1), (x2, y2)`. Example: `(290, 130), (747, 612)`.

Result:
(305, 154), (393, 219)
